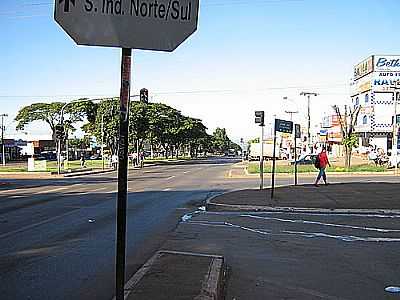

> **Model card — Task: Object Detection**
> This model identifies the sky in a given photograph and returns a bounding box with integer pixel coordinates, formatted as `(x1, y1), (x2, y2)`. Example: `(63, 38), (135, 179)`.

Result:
(1, 0), (399, 143)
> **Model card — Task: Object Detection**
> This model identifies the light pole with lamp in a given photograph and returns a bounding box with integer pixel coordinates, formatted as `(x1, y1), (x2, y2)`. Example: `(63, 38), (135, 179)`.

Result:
(300, 92), (318, 153)
(283, 97), (298, 160)
(0, 114), (8, 166)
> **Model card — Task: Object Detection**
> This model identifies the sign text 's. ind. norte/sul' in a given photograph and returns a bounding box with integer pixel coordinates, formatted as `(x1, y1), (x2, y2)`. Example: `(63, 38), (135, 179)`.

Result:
(55, 0), (200, 51)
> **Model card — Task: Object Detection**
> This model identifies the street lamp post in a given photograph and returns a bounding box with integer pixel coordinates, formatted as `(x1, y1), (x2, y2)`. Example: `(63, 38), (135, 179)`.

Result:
(1, 114), (8, 166)
(284, 97), (299, 160)
(300, 92), (318, 153)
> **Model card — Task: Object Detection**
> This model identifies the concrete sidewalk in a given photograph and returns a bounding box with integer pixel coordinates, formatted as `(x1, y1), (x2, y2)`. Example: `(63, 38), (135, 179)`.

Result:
(207, 182), (400, 212)
(120, 182), (400, 300)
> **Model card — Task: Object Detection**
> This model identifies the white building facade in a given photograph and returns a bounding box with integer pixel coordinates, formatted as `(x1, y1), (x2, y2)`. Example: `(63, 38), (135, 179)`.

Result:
(351, 55), (400, 153)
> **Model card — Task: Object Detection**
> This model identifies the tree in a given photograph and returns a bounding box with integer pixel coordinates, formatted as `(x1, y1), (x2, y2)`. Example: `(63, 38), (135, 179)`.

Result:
(15, 102), (65, 141)
(15, 100), (96, 143)
(333, 104), (361, 169)
(212, 127), (231, 154)
(129, 100), (151, 153)
(146, 103), (184, 158)
(91, 98), (120, 155)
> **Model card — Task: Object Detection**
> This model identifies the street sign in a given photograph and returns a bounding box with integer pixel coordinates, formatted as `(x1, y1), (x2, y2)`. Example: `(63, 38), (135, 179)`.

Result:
(55, 0), (200, 51)
(275, 119), (293, 134)
(295, 124), (301, 138)
(255, 111), (265, 126)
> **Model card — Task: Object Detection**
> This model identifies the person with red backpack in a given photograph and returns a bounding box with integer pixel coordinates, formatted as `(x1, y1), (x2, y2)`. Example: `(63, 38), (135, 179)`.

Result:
(314, 146), (331, 187)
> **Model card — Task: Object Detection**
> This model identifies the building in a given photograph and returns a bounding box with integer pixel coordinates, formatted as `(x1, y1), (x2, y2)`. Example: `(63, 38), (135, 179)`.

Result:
(0, 139), (27, 161)
(319, 115), (344, 157)
(351, 55), (400, 153)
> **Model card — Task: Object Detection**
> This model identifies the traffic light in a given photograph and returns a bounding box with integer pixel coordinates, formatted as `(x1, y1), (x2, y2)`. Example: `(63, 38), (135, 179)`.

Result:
(255, 111), (265, 126)
(140, 88), (149, 103)
(55, 124), (65, 140)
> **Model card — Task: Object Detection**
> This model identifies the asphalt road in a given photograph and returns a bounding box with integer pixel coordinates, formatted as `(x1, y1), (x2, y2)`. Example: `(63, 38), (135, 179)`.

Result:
(0, 157), (251, 300)
(1, 158), (399, 300)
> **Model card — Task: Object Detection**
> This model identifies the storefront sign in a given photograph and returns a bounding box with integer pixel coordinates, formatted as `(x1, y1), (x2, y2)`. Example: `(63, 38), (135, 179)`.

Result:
(374, 56), (400, 72)
(372, 72), (400, 91)
(351, 73), (372, 95)
(354, 56), (374, 80)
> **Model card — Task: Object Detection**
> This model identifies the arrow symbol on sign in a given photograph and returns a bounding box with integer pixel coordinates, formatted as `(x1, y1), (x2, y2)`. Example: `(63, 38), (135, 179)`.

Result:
(59, 0), (75, 13)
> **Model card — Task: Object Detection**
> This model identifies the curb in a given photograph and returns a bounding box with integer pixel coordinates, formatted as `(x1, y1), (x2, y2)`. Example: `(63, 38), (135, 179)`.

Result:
(227, 172), (398, 179)
(62, 168), (115, 177)
(112, 250), (225, 300)
(206, 191), (400, 215)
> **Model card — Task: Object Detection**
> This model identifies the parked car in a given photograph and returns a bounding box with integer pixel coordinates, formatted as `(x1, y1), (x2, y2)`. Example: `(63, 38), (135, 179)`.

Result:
(291, 154), (318, 165)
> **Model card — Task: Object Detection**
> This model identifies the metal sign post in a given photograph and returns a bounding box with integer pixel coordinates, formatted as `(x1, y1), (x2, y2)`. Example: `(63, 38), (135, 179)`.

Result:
(271, 119), (294, 199)
(115, 48), (132, 300)
(271, 122), (277, 199)
(260, 125), (264, 190)
(294, 124), (301, 186)
(54, 2), (200, 299)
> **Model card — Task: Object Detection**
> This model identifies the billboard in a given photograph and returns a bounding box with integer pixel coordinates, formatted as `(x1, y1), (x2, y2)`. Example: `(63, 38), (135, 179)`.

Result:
(374, 55), (400, 72)
(354, 55), (400, 82)
(372, 71), (400, 92)
(354, 56), (374, 80)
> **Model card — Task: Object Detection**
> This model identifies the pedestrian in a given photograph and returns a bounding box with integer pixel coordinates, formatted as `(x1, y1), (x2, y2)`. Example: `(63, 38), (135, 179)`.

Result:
(80, 155), (86, 168)
(314, 146), (331, 187)
(112, 154), (118, 170)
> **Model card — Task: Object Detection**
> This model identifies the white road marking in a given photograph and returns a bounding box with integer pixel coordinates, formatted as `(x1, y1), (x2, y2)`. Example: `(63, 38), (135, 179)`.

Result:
(166, 176), (176, 180)
(96, 187), (111, 192)
(163, 188), (171, 191)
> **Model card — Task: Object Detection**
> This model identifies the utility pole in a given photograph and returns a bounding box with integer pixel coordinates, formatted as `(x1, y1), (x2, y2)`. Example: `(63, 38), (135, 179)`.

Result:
(284, 97), (298, 160)
(300, 92), (318, 153)
(1, 114), (8, 166)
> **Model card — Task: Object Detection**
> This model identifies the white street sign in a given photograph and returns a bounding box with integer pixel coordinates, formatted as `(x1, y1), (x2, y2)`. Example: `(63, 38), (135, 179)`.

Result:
(55, 0), (199, 51)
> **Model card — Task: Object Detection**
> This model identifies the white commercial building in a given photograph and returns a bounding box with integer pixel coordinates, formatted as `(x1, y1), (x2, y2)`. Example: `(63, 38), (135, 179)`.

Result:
(351, 55), (400, 154)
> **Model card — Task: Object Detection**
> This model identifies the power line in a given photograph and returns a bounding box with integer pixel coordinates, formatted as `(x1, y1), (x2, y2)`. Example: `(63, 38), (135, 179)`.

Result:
(0, 83), (349, 99)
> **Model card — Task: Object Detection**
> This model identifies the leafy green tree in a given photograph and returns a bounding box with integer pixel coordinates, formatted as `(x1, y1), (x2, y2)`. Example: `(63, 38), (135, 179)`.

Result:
(15, 102), (65, 140)
(129, 101), (151, 153)
(15, 100), (96, 142)
(212, 127), (231, 154)
(146, 103), (184, 158)
(91, 98), (120, 155)
(182, 117), (208, 157)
